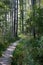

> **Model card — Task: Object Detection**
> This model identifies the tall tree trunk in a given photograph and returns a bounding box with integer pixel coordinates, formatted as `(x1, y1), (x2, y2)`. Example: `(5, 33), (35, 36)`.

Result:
(19, 0), (24, 33)
(31, 0), (36, 38)
(39, 0), (40, 8)
(14, 0), (16, 37)
(19, 0), (22, 33)
(16, 0), (18, 37)
(22, 0), (24, 33)
(37, 0), (41, 39)
(14, 0), (18, 37)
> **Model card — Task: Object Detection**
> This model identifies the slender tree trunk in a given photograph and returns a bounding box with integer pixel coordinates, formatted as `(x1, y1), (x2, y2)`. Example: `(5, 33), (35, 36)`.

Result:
(39, 0), (40, 8)
(19, 0), (24, 33)
(16, 0), (18, 37)
(21, 0), (24, 33)
(19, 0), (22, 33)
(33, 27), (36, 38)
(37, 0), (40, 39)
(14, 0), (18, 37)
(31, 0), (36, 38)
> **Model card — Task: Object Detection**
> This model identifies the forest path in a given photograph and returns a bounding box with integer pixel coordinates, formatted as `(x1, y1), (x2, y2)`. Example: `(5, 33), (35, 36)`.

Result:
(0, 39), (21, 65)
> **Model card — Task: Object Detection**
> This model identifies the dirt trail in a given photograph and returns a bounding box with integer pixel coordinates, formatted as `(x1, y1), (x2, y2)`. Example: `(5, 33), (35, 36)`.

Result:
(0, 40), (21, 65)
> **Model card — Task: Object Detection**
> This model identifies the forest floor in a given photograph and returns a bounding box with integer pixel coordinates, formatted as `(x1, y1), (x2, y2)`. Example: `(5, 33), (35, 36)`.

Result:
(0, 39), (21, 65)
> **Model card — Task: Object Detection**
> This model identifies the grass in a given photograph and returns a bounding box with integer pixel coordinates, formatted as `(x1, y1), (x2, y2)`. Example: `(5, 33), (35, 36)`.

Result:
(11, 36), (43, 65)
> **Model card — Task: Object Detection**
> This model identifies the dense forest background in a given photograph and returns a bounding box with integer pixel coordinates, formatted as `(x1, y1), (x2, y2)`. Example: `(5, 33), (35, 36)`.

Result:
(0, 0), (43, 65)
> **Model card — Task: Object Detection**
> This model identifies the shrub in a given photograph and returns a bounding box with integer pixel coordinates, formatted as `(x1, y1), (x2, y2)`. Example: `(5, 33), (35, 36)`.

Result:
(11, 43), (25, 65)
(0, 42), (5, 56)
(11, 38), (43, 65)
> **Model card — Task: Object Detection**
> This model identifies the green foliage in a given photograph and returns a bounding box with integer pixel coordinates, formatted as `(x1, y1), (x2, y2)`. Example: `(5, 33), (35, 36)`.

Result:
(0, 41), (9, 57)
(25, 7), (43, 38)
(11, 37), (43, 65)
(0, 0), (12, 56)
(0, 0), (11, 43)
(11, 39), (26, 65)
(0, 42), (6, 56)
(7, 37), (20, 43)
(0, 0), (10, 10)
